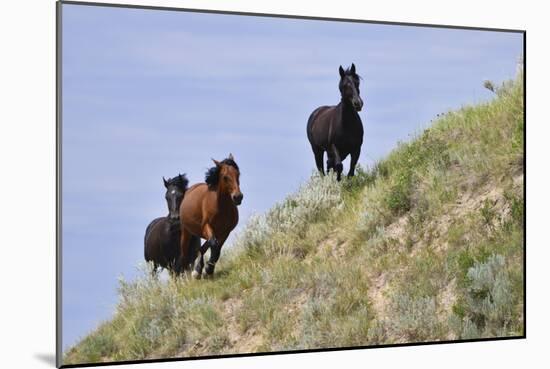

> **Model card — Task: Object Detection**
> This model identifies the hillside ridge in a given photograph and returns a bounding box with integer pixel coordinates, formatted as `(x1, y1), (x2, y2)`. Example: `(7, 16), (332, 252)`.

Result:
(64, 74), (524, 364)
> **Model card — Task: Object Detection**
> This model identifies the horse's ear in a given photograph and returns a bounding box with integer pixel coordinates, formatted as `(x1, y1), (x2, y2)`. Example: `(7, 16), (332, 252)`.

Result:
(212, 158), (221, 167)
(350, 63), (356, 75)
(228, 153), (234, 161)
(163, 176), (168, 188)
(339, 65), (345, 78)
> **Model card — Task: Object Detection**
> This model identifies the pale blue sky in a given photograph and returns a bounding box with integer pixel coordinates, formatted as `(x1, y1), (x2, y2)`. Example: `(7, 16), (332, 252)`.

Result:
(61, 3), (523, 350)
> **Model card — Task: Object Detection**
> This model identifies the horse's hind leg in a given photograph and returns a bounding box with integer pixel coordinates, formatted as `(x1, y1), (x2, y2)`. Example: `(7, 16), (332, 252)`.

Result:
(312, 146), (325, 175)
(176, 228), (192, 275)
(187, 235), (201, 270)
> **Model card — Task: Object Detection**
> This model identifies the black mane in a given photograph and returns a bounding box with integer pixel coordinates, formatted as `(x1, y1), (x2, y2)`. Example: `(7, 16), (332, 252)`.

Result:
(166, 173), (189, 191)
(205, 158), (239, 189)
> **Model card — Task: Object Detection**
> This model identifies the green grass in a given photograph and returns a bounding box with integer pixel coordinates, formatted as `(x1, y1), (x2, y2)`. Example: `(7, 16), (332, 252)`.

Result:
(64, 74), (524, 365)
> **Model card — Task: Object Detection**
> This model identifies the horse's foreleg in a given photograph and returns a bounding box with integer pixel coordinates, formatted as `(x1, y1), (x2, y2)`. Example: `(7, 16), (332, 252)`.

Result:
(205, 235), (227, 277)
(192, 240), (209, 279)
(348, 147), (361, 178)
(326, 155), (334, 174)
(192, 224), (216, 279)
(330, 144), (343, 181)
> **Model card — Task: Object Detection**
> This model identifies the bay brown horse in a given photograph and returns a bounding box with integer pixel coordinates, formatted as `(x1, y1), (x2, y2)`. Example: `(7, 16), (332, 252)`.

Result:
(144, 174), (200, 275)
(177, 154), (243, 278)
(307, 63), (364, 181)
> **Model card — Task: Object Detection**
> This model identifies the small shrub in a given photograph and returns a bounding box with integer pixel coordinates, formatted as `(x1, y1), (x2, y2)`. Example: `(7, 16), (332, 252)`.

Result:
(447, 221), (466, 248)
(385, 171), (413, 214)
(504, 190), (524, 227)
(65, 327), (118, 363)
(479, 199), (497, 229)
(460, 318), (481, 339)
(452, 254), (516, 338)
(388, 293), (441, 342)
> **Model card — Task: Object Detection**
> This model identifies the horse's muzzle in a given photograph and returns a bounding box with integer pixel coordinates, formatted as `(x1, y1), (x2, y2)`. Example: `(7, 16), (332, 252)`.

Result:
(353, 99), (363, 112)
(232, 193), (243, 206)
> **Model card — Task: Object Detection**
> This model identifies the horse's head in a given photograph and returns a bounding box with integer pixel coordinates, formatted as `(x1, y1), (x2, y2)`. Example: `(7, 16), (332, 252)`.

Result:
(163, 174), (188, 221)
(338, 63), (363, 112)
(207, 153), (243, 206)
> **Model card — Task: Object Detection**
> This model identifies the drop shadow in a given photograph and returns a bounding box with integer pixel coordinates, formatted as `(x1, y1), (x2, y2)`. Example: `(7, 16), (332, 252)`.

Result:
(34, 353), (57, 366)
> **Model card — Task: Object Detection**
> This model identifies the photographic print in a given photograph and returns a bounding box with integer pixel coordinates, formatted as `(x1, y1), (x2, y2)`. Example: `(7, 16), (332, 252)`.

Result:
(58, 1), (525, 366)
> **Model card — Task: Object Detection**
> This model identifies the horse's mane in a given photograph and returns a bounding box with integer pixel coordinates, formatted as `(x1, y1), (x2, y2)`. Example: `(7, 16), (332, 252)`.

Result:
(205, 158), (240, 190)
(166, 174), (189, 191)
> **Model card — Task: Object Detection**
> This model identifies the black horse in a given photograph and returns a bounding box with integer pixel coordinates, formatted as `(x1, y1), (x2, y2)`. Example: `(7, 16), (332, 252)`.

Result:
(144, 174), (200, 275)
(307, 63), (364, 181)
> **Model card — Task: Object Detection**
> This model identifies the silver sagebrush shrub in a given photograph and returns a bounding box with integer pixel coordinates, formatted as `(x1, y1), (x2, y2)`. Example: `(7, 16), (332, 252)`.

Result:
(267, 172), (343, 232)
(389, 293), (439, 341)
(465, 254), (513, 335)
(235, 172), (343, 255)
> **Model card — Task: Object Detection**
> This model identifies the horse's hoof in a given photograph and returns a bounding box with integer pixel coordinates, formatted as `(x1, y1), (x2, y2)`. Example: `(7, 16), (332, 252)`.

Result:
(192, 270), (202, 280)
(205, 263), (215, 275)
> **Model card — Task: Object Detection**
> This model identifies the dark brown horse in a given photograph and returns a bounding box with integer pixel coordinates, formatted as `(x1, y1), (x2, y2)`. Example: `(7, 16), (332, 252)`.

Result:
(178, 154), (243, 278)
(144, 174), (200, 275)
(307, 63), (364, 181)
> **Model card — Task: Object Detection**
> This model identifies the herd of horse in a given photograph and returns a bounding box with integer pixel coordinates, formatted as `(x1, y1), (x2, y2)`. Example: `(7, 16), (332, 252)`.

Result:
(144, 64), (365, 279)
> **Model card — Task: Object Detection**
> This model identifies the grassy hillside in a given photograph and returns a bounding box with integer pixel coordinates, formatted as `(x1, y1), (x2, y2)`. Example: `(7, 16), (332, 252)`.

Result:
(64, 74), (524, 365)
